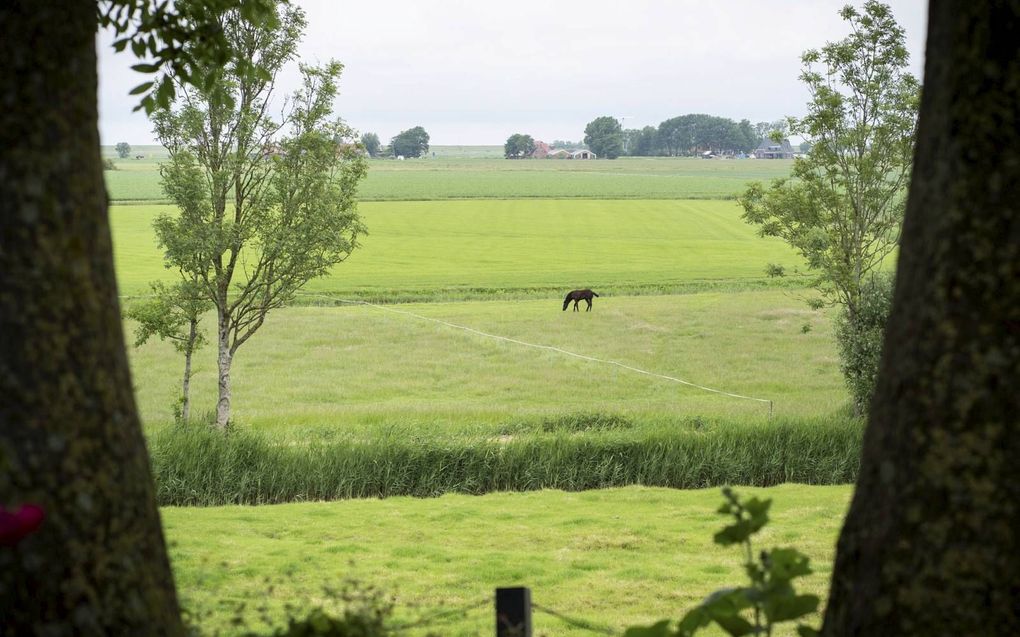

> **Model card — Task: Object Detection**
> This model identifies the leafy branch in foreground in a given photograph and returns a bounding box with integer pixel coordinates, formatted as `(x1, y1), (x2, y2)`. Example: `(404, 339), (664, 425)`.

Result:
(625, 487), (819, 637)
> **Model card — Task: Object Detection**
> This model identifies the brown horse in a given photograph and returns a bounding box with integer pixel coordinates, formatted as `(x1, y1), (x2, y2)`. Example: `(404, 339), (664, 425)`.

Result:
(563, 289), (600, 312)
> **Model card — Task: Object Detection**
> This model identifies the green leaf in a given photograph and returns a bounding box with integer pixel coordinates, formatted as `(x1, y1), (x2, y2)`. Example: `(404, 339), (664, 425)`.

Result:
(713, 520), (752, 546)
(623, 620), (674, 637)
(797, 624), (820, 637)
(131, 63), (161, 74)
(766, 594), (819, 623)
(767, 548), (813, 581)
(129, 81), (154, 96)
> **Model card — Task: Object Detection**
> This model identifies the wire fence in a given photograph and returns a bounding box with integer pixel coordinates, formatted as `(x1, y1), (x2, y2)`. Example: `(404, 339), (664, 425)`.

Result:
(385, 589), (629, 636)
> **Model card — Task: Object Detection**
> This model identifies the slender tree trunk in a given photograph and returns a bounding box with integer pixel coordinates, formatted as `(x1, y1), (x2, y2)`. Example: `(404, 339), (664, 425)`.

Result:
(216, 312), (233, 429)
(181, 319), (198, 424)
(821, 1), (1020, 634)
(0, 2), (184, 634)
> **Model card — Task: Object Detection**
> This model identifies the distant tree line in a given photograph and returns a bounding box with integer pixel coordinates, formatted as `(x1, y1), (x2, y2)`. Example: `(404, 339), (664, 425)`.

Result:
(625, 115), (790, 157)
(358, 127), (430, 158)
(508, 115), (791, 160)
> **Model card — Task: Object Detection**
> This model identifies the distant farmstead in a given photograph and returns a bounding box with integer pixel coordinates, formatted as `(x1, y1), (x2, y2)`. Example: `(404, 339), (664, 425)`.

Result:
(530, 141), (596, 160)
(753, 138), (795, 159)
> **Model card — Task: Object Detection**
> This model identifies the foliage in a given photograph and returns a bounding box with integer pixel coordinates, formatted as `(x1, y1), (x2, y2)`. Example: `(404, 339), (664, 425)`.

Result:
(98, 0), (277, 113)
(833, 273), (894, 415)
(625, 488), (819, 637)
(659, 114), (757, 157)
(739, 1), (918, 320)
(390, 126), (430, 158)
(360, 132), (381, 157)
(103, 158), (117, 170)
(504, 133), (536, 159)
(125, 280), (210, 352)
(629, 126), (659, 156)
(125, 279), (211, 423)
(115, 141), (131, 158)
(583, 116), (623, 159)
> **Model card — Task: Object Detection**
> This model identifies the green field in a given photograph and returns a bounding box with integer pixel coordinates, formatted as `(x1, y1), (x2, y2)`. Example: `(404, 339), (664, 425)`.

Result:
(129, 292), (840, 432)
(165, 485), (851, 637)
(113, 199), (808, 300)
(111, 147), (857, 635)
(104, 152), (795, 202)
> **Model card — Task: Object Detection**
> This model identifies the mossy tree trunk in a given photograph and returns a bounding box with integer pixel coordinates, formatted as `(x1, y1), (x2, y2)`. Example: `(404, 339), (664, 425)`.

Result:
(0, 2), (184, 635)
(821, 1), (1020, 634)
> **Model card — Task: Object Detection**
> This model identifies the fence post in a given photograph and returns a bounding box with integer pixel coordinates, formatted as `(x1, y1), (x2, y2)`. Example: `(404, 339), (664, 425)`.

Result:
(495, 587), (532, 637)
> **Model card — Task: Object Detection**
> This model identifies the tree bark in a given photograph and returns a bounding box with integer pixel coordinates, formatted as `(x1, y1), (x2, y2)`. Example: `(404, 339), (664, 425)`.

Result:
(216, 315), (233, 429)
(0, 2), (184, 635)
(181, 319), (198, 424)
(822, 1), (1020, 634)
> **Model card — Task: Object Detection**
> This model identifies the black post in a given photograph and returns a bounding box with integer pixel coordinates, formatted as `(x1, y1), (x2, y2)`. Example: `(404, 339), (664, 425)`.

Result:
(495, 587), (532, 637)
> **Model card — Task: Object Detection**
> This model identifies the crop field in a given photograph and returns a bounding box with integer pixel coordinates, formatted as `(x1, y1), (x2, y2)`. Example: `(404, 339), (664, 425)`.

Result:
(104, 154), (795, 202)
(164, 485), (852, 637)
(113, 199), (807, 300)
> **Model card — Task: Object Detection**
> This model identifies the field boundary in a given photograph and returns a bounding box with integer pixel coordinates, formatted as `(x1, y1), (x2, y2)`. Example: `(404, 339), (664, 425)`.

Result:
(296, 293), (775, 417)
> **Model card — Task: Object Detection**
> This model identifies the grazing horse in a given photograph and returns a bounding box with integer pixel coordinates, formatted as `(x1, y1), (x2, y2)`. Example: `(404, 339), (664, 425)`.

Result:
(563, 289), (600, 312)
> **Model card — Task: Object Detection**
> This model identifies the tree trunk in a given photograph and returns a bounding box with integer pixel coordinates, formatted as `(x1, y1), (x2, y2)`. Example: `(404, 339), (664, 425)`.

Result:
(821, 1), (1020, 634)
(0, 3), (184, 635)
(181, 319), (198, 424)
(216, 315), (233, 429)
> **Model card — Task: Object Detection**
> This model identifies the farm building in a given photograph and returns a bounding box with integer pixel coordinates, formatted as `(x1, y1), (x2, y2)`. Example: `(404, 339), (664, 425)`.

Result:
(752, 138), (795, 159)
(546, 149), (572, 159)
(531, 140), (551, 159)
(570, 149), (596, 159)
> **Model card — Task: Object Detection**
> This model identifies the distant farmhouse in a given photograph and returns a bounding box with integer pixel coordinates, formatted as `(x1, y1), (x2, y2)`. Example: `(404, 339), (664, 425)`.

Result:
(753, 138), (796, 159)
(532, 141), (596, 160)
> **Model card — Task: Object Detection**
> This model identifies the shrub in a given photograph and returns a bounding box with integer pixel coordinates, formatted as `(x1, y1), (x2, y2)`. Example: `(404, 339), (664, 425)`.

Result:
(102, 158), (117, 170)
(834, 273), (895, 415)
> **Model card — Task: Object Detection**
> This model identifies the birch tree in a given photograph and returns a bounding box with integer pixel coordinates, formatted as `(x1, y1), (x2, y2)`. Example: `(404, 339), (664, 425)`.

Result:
(152, 5), (367, 428)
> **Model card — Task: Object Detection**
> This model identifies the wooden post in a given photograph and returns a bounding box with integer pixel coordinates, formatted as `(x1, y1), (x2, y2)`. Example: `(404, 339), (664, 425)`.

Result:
(495, 587), (532, 637)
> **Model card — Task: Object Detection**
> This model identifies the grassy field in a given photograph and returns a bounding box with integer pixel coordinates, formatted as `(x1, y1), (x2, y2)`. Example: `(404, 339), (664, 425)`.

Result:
(104, 152), (795, 203)
(128, 292), (841, 433)
(112, 199), (808, 300)
(164, 484), (852, 637)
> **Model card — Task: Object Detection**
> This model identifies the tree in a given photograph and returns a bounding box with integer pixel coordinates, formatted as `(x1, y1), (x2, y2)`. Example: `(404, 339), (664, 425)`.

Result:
(821, 0), (1020, 633)
(739, 1), (919, 412)
(583, 116), (623, 159)
(125, 280), (211, 424)
(153, 8), (367, 429)
(633, 126), (658, 156)
(504, 133), (535, 159)
(115, 141), (131, 158)
(360, 132), (380, 157)
(1, 0), (273, 633)
(390, 126), (429, 158)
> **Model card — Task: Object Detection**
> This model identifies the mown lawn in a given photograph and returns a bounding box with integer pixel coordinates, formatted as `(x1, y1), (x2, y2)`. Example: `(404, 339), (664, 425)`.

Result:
(128, 291), (843, 434)
(164, 484), (851, 637)
(112, 199), (807, 299)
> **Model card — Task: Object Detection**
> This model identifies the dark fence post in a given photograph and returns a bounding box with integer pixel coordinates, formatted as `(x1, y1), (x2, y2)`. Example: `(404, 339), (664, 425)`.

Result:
(495, 587), (532, 637)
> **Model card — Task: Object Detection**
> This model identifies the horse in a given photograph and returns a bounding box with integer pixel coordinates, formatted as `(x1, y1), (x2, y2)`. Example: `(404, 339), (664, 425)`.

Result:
(562, 289), (600, 312)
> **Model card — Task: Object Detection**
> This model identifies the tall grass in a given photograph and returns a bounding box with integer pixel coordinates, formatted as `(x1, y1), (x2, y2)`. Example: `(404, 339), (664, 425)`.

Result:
(150, 416), (862, 506)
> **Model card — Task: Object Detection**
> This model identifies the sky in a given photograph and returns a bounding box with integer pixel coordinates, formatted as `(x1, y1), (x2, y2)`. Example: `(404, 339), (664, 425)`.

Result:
(96, 1), (929, 147)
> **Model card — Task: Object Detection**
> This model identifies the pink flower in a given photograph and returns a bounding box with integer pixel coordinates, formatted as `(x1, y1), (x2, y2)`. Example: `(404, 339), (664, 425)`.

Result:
(0, 504), (45, 547)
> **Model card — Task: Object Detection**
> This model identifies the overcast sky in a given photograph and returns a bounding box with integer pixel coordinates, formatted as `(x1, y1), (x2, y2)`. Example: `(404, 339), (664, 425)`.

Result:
(97, 1), (929, 146)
